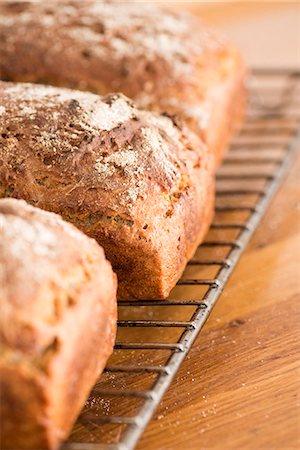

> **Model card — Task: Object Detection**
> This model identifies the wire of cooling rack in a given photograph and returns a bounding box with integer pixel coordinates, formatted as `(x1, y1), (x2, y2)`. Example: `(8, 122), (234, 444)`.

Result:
(65, 68), (300, 450)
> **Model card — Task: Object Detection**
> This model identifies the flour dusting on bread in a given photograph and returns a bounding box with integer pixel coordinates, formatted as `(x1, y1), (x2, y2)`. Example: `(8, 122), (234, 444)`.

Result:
(1, 81), (206, 210)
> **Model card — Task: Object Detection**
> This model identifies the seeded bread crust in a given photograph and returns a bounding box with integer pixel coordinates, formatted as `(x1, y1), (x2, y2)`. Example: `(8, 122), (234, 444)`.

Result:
(0, 0), (247, 165)
(0, 198), (117, 450)
(0, 81), (214, 299)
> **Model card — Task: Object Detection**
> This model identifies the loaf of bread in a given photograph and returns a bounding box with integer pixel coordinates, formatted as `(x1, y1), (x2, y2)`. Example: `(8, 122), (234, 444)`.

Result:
(0, 198), (117, 450)
(0, 0), (246, 165)
(0, 81), (214, 300)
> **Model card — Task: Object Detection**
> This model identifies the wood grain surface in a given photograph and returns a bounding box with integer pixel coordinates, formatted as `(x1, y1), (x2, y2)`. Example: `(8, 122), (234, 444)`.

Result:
(136, 148), (300, 449)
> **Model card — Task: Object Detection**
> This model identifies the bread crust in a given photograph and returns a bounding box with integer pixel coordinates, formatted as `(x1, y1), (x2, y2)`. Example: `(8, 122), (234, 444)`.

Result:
(0, 0), (247, 165)
(0, 81), (214, 299)
(0, 198), (117, 449)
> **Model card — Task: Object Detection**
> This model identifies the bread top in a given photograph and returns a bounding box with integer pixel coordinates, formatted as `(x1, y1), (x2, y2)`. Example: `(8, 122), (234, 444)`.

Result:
(0, 0), (224, 85)
(0, 197), (113, 359)
(0, 80), (209, 228)
(0, 1), (245, 136)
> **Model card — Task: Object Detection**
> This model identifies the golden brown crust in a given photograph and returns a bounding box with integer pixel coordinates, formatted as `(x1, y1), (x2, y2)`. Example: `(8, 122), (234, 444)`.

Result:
(0, 198), (117, 450)
(0, 81), (214, 299)
(0, 0), (247, 165)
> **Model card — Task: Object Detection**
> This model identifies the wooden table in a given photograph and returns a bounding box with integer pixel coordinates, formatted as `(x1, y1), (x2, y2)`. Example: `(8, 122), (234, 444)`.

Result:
(136, 4), (300, 449)
(137, 149), (300, 449)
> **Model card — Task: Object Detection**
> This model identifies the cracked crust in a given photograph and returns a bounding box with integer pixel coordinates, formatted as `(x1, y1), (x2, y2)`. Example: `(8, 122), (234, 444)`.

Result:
(0, 198), (117, 450)
(0, 0), (247, 164)
(0, 81), (214, 299)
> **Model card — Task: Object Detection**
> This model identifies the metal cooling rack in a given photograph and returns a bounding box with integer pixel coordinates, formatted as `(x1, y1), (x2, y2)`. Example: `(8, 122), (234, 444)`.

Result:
(65, 68), (300, 450)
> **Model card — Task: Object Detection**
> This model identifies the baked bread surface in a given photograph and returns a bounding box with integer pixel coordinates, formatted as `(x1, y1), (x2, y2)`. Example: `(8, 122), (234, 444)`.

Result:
(0, 82), (214, 298)
(0, 0), (247, 164)
(0, 81), (214, 299)
(0, 198), (117, 450)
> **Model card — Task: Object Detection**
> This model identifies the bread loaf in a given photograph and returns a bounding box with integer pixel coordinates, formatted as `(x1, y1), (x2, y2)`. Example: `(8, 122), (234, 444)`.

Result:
(0, 0), (246, 165)
(0, 198), (117, 450)
(0, 81), (214, 300)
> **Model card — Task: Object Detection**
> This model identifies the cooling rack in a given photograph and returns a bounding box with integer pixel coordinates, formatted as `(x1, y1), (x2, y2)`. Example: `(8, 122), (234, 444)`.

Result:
(65, 68), (300, 450)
